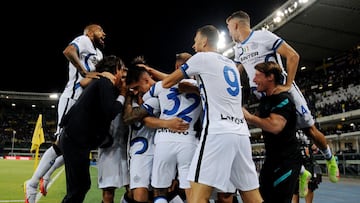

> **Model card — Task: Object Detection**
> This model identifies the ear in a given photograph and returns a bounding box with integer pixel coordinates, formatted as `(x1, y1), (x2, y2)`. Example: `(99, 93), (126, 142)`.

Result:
(87, 30), (94, 38)
(202, 37), (208, 47)
(268, 73), (275, 82)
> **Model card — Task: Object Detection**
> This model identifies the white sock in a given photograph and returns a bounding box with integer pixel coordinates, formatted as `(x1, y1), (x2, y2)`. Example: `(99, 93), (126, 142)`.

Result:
(43, 155), (64, 180)
(154, 196), (168, 203)
(169, 195), (184, 203)
(319, 145), (332, 160)
(300, 165), (305, 174)
(29, 146), (58, 185)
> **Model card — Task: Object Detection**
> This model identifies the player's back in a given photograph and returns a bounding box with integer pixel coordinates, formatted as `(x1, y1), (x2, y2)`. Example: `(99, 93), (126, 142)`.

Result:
(185, 52), (248, 135)
(143, 79), (201, 144)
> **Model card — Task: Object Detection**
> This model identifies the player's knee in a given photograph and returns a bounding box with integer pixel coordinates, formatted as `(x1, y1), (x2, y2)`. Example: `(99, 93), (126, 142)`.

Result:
(102, 188), (115, 203)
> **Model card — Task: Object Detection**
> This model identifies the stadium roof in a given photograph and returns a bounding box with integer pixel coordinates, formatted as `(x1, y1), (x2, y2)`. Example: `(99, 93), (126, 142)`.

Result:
(274, 0), (360, 68)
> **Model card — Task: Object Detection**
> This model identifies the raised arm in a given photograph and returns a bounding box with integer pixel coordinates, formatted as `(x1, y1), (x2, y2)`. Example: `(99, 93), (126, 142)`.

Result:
(276, 41), (300, 92)
(162, 69), (184, 88)
(137, 64), (169, 81)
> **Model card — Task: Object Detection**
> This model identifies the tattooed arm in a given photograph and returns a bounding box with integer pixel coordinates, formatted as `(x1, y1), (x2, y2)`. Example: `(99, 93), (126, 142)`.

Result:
(122, 91), (149, 125)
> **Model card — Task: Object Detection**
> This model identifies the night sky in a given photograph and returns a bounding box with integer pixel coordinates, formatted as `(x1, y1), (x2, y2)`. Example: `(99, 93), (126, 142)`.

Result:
(2, 1), (287, 93)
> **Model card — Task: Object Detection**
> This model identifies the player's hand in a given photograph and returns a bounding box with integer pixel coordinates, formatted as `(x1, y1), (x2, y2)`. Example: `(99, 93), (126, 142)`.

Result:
(242, 107), (251, 120)
(179, 82), (199, 94)
(85, 71), (101, 79)
(100, 71), (116, 84)
(136, 63), (151, 71)
(167, 117), (189, 132)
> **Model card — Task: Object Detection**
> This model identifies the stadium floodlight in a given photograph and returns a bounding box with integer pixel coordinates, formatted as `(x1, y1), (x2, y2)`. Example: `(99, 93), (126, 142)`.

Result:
(217, 31), (227, 50)
(49, 93), (58, 99)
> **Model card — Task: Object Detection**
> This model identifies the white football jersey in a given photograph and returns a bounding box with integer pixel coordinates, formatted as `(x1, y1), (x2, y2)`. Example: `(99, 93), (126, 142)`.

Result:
(233, 29), (285, 87)
(142, 79), (201, 144)
(62, 35), (103, 100)
(181, 52), (250, 136)
(129, 100), (157, 156)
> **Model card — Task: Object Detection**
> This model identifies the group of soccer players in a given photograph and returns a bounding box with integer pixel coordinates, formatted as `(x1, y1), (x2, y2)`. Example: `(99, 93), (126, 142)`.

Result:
(25, 9), (339, 203)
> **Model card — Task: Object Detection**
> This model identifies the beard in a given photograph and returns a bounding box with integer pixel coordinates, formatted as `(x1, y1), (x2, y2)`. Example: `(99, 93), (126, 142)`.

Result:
(94, 40), (105, 50)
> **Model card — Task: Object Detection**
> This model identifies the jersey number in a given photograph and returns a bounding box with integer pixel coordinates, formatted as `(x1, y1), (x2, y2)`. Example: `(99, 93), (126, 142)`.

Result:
(224, 66), (240, 96)
(163, 87), (200, 123)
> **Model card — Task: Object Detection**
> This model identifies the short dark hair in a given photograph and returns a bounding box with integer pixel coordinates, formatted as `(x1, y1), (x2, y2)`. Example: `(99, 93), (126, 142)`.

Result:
(125, 64), (148, 85)
(226, 10), (250, 24)
(197, 25), (219, 48)
(254, 61), (284, 85)
(131, 55), (147, 65)
(95, 55), (124, 74)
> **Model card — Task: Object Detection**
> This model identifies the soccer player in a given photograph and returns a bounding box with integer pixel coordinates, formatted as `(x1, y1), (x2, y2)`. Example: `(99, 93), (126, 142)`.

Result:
(134, 53), (199, 203)
(242, 61), (302, 202)
(97, 67), (130, 203)
(142, 74), (202, 203)
(24, 24), (106, 203)
(162, 25), (263, 203)
(122, 58), (158, 203)
(226, 10), (339, 183)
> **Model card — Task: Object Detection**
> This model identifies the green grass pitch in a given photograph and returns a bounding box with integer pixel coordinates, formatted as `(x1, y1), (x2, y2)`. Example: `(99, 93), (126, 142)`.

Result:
(0, 159), (125, 203)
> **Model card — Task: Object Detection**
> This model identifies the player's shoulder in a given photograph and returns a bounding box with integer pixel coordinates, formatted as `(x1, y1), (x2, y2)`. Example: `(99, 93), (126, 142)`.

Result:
(72, 35), (87, 42)
(276, 92), (295, 107)
(277, 91), (291, 99)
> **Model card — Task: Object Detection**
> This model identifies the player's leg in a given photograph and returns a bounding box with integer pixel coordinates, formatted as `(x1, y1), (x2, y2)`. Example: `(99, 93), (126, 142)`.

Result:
(151, 143), (177, 203)
(299, 165), (312, 198)
(129, 137), (153, 203)
(216, 192), (237, 203)
(25, 143), (62, 202)
(120, 186), (132, 203)
(189, 181), (213, 203)
(40, 155), (64, 195)
(102, 187), (115, 203)
(288, 83), (339, 183)
(176, 142), (197, 202)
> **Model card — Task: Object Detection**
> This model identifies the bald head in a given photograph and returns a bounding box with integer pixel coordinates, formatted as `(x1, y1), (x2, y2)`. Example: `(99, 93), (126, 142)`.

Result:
(83, 24), (101, 35)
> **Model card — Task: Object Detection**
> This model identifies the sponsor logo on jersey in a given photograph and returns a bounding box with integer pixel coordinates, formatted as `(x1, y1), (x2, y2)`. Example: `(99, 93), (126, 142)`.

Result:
(220, 114), (244, 124)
